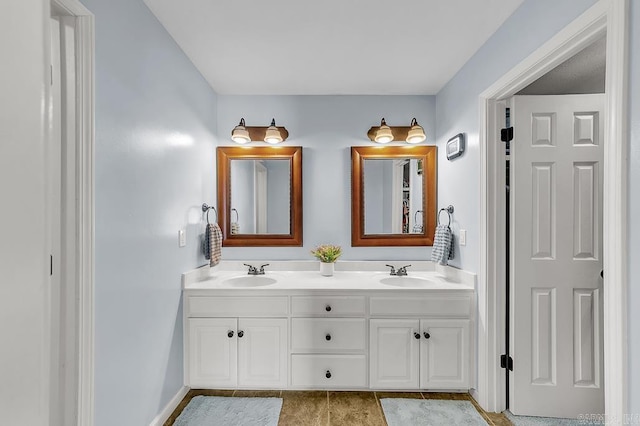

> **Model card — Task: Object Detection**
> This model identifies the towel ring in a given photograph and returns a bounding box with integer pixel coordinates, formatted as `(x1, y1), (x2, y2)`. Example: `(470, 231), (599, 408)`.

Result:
(437, 205), (454, 227)
(231, 208), (239, 223)
(202, 203), (217, 224)
(414, 210), (424, 224)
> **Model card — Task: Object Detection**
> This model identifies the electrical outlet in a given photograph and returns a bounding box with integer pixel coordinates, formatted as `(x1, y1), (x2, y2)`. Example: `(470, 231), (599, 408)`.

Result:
(459, 229), (467, 246)
(178, 229), (186, 247)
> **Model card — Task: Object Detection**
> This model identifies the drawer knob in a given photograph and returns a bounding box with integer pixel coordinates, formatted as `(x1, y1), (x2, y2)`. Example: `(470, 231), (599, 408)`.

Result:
(423, 332), (431, 339)
(227, 330), (234, 338)
(325, 334), (332, 341)
(238, 330), (244, 338)
(325, 305), (332, 312)
(414, 332), (421, 340)
(326, 370), (332, 379)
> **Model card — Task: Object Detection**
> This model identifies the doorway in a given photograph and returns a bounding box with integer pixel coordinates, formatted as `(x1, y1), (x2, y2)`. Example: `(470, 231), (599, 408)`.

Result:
(48, 1), (94, 425)
(477, 0), (628, 421)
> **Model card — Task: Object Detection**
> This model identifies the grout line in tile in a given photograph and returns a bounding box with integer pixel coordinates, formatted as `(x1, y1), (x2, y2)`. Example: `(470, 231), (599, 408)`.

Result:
(326, 391), (330, 426)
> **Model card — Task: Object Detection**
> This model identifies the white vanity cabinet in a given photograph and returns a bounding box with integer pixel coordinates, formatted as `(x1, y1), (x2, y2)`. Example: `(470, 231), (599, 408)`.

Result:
(369, 295), (473, 390)
(290, 295), (368, 389)
(185, 296), (288, 389)
(182, 272), (475, 392)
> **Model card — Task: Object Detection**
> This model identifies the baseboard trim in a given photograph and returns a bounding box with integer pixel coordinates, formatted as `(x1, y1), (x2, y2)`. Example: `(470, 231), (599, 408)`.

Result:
(149, 386), (190, 426)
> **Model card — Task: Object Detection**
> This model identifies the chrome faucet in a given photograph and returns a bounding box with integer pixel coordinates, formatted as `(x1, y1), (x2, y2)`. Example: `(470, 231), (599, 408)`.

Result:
(244, 263), (270, 275)
(396, 265), (411, 276)
(386, 264), (411, 276)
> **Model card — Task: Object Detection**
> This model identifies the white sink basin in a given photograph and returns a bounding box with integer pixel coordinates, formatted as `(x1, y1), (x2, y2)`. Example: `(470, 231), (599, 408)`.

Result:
(379, 276), (435, 287)
(221, 276), (277, 287)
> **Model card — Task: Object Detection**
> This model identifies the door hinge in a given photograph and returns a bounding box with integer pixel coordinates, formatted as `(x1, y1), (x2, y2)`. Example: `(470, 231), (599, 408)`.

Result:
(50, 64), (54, 86)
(500, 354), (513, 371)
(501, 127), (513, 143)
(50, 254), (53, 276)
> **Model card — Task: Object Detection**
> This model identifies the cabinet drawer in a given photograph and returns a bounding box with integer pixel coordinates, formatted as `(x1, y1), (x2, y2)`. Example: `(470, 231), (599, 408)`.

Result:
(291, 296), (366, 316)
(291, 318), (366, 353)
(291, 354), (367, 388)
(186, 296), (288, 317)
(370, 295), (472, 317)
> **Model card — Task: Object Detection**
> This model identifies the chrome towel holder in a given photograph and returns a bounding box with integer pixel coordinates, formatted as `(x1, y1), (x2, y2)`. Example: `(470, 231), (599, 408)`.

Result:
(437, 205), (454, 226)
(202, 203), (217, 224)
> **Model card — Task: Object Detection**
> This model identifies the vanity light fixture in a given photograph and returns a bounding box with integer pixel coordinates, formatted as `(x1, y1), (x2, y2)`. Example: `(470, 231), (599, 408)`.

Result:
(231, 118), (251, 144)
(406, 118), (426, 144)
(374, 118), (394, 144)
(264, 118), (283, 144)
(367, 117), (427, 144)
(230, 118), (289, 144)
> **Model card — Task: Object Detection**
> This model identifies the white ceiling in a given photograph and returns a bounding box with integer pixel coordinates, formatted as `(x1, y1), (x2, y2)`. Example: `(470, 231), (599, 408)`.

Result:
(144, 0), (524, 95)
(517, 35), (606, 95)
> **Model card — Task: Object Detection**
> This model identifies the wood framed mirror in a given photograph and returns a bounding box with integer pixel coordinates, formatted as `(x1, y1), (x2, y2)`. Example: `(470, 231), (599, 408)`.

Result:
(351, 146), (437, 246)
(217, 146), (303, 246)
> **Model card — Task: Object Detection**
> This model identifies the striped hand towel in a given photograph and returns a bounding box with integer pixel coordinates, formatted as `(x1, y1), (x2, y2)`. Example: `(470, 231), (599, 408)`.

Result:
(204, 223), (223, 267)
(431, 224), (454, 265)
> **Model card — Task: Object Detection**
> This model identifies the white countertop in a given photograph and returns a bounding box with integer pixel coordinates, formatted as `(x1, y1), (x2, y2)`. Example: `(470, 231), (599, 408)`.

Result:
(183, 262), (475, 292)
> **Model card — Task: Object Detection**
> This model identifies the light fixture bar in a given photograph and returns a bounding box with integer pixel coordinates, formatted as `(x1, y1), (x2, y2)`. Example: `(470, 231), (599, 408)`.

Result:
(230, 118), (289, 144)
(367, 117), (426, 143)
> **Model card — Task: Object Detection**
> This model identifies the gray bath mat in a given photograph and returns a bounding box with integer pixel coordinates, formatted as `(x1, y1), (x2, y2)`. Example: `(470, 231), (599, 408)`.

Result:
(174, 396), (282, 426)
(506, 410), (592, 425)
(380, 398), (488, 426)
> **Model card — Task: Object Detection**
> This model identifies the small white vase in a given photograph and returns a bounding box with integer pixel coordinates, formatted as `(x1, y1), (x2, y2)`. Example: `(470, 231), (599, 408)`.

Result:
(319, 262), (334, 277)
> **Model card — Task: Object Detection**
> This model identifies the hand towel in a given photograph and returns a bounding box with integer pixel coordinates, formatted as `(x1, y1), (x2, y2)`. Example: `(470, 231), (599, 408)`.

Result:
(431, 224), (454, 265)
(231, 222), (240, 235)
(204, 223), (223, 267)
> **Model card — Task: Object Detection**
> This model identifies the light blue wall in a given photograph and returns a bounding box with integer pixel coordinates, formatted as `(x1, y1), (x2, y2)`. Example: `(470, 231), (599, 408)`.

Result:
(216, 95), (436, 260)
(266, 160), (291, 234)
(79, 0), (218, 425)
(435, 0), (597, 272)
(627, 0), (640, 415)
(230, 160), (256, 233)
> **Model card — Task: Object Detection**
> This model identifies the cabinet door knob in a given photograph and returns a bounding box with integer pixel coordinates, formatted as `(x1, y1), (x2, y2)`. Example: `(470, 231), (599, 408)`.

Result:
(423, 332), (431, 339)
(414, 332), (421, 339)
(227, 330), (234, 338)
(238, 330), (244, 338)
(326, 370), (332, 379)
(325, 334), (332, 341)
(325, 305), (332, 312)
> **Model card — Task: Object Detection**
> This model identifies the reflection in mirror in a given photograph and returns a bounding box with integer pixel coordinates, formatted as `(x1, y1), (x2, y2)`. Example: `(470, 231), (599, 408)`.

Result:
(230, 159), (291, 234)
(217, 146), (303, 247)
(363, 159), (423, 234)
(351, 146), (436, 247)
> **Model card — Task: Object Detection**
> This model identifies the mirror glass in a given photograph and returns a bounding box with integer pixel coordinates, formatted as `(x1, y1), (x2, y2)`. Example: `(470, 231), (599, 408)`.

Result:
(363, 158), (424, 234)
(217, 146), (303, 247)
(351, 146), (437, 247)
(230, 159), (291, 234)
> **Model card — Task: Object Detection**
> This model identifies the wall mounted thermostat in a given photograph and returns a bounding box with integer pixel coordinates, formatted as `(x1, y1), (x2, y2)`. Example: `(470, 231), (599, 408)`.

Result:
(446, 133), (465, 160)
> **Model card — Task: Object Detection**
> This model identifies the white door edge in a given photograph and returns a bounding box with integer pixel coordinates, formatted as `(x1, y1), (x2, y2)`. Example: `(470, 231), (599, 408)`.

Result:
(476, 0), (628, 418)
(47, 1), (95, 425)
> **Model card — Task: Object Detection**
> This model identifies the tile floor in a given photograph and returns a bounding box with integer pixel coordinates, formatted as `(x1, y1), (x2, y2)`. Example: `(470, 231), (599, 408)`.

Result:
(165, 390), (512, 426)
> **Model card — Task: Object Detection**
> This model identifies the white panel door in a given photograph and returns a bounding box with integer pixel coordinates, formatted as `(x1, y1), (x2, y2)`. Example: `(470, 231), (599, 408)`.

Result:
(238, 318), (287, 388)
(420, 319), (469, 389)
(188, 318), (237, 387)
(370, 319), (419, 389)
(511, 95), (604, 417)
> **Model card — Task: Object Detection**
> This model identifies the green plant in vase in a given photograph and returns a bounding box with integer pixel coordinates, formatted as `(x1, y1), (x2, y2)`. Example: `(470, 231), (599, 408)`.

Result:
(311, 244), (342, 276)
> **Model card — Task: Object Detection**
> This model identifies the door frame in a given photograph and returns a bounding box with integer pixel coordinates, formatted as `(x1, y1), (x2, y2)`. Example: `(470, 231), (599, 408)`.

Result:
(477, 0), (628, 418)
(47, 0), (95, 425)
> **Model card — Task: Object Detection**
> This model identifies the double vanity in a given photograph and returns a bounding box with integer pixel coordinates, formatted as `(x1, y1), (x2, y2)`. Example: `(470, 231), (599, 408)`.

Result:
(182, 261), (475, 392)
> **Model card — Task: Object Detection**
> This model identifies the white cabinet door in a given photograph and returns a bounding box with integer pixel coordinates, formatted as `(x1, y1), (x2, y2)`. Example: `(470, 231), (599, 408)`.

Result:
(188, 318), (237, 388)
(238, 318), (288, 388)
(420, 319), (469, 389)
(370, 319), (420, 389)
